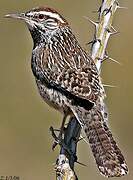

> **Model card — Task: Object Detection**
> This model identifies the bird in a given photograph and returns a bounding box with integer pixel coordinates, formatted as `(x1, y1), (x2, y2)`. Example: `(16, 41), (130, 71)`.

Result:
(5, 7), (128, 177)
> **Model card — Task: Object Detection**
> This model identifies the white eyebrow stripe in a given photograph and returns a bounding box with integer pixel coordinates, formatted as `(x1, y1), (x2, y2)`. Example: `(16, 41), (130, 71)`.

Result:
(40, 11), (65, 23)
(29, 11), (65, 23)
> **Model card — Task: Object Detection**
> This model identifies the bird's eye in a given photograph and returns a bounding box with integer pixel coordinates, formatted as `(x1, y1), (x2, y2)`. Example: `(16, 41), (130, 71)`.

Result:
(38, 14), (45, 19)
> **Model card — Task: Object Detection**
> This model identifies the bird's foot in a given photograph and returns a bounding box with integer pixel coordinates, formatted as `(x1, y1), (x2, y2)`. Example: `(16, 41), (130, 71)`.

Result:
(49, 126), (64, 150)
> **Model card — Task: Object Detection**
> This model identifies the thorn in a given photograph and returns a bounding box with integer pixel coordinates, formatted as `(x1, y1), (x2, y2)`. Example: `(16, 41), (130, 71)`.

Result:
(111, 26), (118, 33)
(110, 30), (120, 36)
(83, 16), (98, 27)
(117, 6), (128, 9)
(103, 84), (117, 88)
(106, 27), (120, 36)
(92, 10), (99, 13)
(86, 40), (94, 45)
(76, 161), (87, 167)
(108, 57), (122, 65)
(103, 55), (122, 65)
(86, 39), (98, 46)
(108, 27), (120, 36)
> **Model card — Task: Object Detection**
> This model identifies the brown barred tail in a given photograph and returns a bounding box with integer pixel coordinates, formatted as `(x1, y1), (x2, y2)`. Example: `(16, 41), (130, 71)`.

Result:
(71, 103), (128, 177)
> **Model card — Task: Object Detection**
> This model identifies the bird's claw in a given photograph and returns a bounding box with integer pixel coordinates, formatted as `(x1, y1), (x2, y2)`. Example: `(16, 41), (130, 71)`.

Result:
(49, 126), (63, 151)
(52, 140), (59, 150)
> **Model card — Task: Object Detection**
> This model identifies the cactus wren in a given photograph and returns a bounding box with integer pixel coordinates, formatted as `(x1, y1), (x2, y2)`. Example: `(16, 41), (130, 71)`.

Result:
(6, 7), (128, 177)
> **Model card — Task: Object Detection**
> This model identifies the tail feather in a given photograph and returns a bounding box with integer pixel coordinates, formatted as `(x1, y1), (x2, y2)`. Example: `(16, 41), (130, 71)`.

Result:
(71, 101), (128, 177)
(102, 104), (128, 172)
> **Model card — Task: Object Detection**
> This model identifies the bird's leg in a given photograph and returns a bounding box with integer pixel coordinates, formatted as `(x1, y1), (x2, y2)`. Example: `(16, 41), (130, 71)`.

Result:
(52, 113), (68, 150)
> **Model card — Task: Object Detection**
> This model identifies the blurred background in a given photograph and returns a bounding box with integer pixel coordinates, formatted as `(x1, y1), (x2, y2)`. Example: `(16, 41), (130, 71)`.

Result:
(0, 0), (133, 179)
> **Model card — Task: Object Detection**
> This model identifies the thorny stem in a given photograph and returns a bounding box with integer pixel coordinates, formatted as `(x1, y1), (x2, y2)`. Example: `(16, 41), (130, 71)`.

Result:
(53, 0), (120, 179)
(91, 0), (119, 70)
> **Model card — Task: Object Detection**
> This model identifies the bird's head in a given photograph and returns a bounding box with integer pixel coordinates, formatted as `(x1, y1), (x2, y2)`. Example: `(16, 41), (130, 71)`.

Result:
(5, 7), (68, 32)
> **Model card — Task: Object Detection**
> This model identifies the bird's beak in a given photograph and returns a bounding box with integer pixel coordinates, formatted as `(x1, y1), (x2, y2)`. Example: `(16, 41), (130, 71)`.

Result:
(5, 12), (35, 30)
(5, 13), (26, 20)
